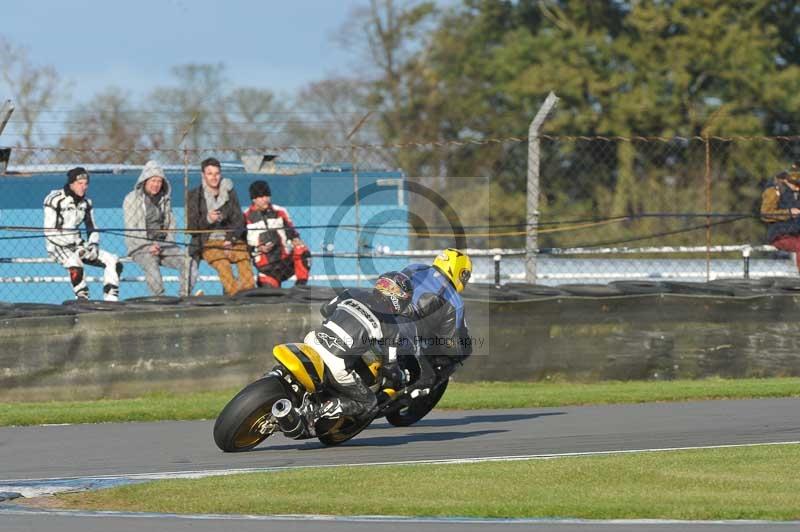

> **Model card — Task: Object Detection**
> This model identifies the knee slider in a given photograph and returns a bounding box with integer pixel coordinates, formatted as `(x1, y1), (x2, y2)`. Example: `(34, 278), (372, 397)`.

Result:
(68, 267), (84, 286)
(258, 273), (280, 288)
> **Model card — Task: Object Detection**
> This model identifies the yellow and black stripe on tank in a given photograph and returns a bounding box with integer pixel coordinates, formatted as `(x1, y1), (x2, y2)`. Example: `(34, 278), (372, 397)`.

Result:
(272, 343), (326, 392)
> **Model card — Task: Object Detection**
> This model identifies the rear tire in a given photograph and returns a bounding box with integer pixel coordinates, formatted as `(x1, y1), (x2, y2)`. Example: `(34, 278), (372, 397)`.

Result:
(385, 379), (449, 427)
(213, 377), (288, 452)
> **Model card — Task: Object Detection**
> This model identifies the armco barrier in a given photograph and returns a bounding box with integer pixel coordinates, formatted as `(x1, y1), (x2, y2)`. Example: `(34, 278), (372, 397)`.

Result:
(3, 284), (800, 401)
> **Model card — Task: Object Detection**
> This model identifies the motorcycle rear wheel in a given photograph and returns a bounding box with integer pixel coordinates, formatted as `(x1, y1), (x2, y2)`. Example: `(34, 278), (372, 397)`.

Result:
(385, 379), (449, 427)
(213, 377), (287, 452)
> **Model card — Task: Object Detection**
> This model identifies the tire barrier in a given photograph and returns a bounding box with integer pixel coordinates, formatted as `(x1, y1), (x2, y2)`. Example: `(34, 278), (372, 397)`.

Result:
(287, 285), (338, 303)
(178, 295), (236, 307)
(769, 277), (800, 292)
(461, 284), (520, 301)
(660, 281), (738, 297)
(234, 287), (288, 301)
(608, 280), (668, 295)
(710, 277), (776, 288)
(62, 300), (128, 312)
(6, 303), (79, 318)
(555, 283), (625, 297)
(500, 283), (567, 299)
(125, 296), (183, 305)
(4, 277), (800, 321)
(706, 278), (777, 297)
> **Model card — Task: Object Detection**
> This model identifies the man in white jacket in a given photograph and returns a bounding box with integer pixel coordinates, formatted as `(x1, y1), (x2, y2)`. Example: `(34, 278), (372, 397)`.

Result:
(122, 160), (193, 297)
(43, 167), (121, 301)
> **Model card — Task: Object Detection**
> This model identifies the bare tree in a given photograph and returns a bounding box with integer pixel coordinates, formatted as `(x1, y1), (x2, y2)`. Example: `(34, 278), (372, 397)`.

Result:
(220, 87), (287, 154)
(57, 88), (148, 164)
(335, 0), (442, 173)
(288, 78), (374, 147)
(147, 63), (226, 150)
(0, 36), (67, 160)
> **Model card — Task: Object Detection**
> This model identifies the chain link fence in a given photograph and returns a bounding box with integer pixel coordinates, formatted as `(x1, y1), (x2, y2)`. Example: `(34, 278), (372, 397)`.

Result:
(533, 135), (800, 284)
(1, 134), (798, 303)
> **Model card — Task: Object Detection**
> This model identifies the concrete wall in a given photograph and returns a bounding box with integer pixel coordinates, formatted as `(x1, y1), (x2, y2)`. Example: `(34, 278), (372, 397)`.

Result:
(2, 293), (800, 401)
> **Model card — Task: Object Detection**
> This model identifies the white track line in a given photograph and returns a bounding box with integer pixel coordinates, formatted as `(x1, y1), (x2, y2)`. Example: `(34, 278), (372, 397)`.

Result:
(1, 440), (798, 498)
(2, 507), (800, 526)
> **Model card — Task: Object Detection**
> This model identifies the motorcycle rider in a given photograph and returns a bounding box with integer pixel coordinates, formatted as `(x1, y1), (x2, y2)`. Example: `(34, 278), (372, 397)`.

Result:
(304, 271), (417, 427)
(402, 248), (473, 361)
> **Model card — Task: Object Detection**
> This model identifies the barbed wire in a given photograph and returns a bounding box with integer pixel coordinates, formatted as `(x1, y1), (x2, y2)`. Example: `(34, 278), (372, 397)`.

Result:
(7, 119), (382, 127)
(7, 133), (800, 153)
(553, 216), (752, 251)
(0, 211), (766, 243)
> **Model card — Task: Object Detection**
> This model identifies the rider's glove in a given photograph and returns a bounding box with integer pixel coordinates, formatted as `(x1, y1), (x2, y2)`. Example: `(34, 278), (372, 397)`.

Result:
(380, 363), (408, 389)
(80, 242), (99, 262)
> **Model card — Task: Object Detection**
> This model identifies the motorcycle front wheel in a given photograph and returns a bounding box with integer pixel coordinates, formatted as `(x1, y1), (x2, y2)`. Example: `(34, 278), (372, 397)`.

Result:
(213, 376), (288, 452)
(317, 415), (373, 446)
(385, 378), (449, 427)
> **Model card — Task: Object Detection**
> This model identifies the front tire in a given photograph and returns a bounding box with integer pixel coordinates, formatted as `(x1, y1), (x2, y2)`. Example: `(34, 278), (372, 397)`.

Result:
(317, 415), (373, 446)
(385, 379), (449, 427)
(213, 377), (288, 452)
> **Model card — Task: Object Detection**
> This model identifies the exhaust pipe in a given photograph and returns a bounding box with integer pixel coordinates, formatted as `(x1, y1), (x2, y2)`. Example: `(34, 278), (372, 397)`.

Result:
(271, 398), (306, 439)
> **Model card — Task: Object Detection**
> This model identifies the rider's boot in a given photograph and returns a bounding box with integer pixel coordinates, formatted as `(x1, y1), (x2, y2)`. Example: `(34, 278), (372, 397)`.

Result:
(310, 373), (377, 427)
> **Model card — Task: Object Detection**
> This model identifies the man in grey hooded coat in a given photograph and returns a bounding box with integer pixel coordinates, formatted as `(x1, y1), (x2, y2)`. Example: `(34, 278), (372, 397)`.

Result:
(123, 160), (194, 296)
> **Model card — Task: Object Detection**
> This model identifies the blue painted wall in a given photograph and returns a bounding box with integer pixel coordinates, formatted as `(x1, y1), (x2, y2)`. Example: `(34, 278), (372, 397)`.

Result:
(0, 166), (408, 302)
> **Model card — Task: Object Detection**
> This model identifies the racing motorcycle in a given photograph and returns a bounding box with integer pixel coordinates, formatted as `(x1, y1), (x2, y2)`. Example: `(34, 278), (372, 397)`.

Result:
(213, 341), (460, 451)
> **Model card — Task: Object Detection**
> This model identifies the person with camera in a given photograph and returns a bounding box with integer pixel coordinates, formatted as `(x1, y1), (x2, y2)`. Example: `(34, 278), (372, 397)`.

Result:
(187, 157), (255, 295)
(243, 180), (310, 288)
(761, 163), (800, 273)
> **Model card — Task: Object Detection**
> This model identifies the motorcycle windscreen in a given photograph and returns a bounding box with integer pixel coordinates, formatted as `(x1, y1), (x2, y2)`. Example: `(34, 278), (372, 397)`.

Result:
(272, 343), (326, 392)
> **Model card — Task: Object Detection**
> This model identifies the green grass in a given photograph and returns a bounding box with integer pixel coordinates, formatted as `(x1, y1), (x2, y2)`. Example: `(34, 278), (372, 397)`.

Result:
(2, 377), (799, 427)
(439, 377), (800, 409)
(52, 444), (800, 519)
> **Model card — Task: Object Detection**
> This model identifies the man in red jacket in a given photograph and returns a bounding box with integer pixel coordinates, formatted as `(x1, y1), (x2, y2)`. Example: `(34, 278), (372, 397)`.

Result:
(244, 180), (311, 287)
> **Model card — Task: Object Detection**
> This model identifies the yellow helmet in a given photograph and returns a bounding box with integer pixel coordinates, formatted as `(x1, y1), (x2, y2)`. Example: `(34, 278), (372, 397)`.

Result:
(432, 248), (472, 292)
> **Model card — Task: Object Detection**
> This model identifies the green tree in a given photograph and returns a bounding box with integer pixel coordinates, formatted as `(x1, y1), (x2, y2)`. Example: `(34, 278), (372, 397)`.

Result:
(348, 0), (800, 248)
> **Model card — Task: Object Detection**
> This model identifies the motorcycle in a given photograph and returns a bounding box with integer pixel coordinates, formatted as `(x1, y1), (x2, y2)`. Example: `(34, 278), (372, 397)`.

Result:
(213, 341), (460, 451)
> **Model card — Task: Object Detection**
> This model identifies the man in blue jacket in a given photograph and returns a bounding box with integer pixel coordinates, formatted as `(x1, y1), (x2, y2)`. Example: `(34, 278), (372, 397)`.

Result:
(402, 248), (473, 360)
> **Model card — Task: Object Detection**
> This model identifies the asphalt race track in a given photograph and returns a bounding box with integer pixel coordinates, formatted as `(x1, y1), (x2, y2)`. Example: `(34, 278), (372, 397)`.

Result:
(1, 398), (799, 532)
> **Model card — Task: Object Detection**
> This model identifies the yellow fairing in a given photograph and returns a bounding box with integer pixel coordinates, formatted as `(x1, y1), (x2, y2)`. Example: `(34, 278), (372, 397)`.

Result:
(272, 343), (326, 392)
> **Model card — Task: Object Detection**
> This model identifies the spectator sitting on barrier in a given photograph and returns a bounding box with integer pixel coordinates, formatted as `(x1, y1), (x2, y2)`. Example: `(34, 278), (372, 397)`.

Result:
(43, 167), (122, 301)
(761, 163), (800, 273)
(123, 160), (196, 297)
(244, 180), (311, 288)
(187, 157), (254, 295)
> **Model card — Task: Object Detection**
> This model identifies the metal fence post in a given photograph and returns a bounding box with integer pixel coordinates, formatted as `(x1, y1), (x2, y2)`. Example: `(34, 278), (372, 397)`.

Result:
(742, 246), (751, 279)
(347, 112), (371, 287)
(179, 115), (197, 296)
(0, 100), (14, 137)
(526, 92), (559, 283)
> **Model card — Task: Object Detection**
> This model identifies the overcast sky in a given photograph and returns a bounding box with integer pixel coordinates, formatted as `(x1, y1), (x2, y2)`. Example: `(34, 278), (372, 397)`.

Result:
(2, 0), (364, 103)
